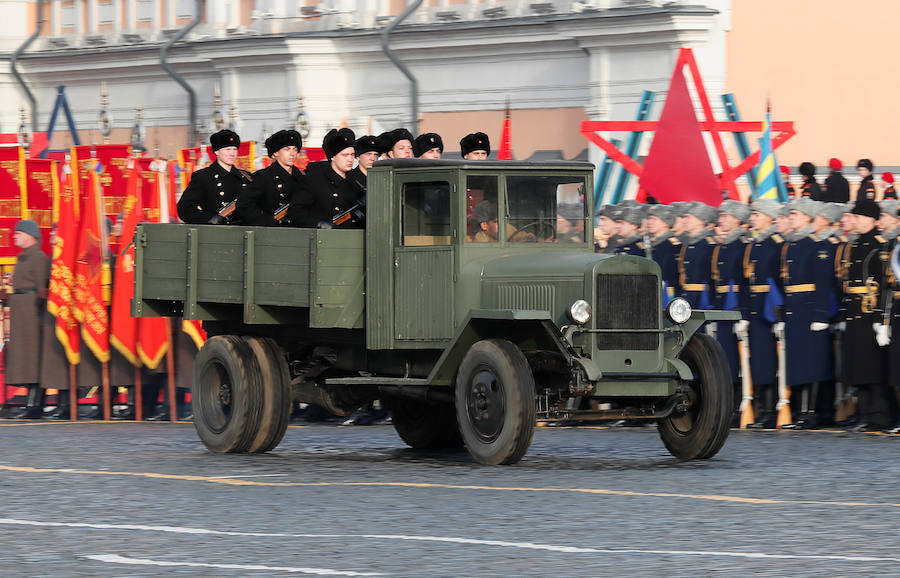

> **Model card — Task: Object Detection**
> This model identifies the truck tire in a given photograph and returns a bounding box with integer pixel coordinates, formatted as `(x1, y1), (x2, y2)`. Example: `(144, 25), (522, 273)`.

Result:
(658, 332), (732, 460)
(455, 339), (536, 465)
(392, 399), (462, 449)
(245, 337), (292, 453)
(193, 335), (265, 454)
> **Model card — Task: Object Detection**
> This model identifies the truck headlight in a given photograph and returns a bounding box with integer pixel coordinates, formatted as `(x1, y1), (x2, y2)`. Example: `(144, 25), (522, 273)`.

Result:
(567, 299), (592, 325)
(666, 297), (692, 324)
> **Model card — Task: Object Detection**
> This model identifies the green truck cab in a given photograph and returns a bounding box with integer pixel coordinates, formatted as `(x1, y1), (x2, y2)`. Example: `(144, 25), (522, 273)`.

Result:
(134, 159), (738, 464)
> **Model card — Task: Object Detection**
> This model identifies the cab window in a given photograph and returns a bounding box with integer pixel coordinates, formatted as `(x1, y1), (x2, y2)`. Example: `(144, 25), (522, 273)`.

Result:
(402, 181), (451, 246)
(506, 175), (587, 243)
(466, 175), (499, 242)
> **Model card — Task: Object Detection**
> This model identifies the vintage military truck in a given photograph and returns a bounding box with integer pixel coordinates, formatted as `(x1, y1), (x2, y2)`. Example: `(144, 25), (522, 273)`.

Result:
(133, 159), (737, 465)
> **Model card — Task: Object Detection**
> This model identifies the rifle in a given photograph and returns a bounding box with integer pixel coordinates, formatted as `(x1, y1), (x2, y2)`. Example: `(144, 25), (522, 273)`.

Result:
(775, 331), (792, 428)
(332, 196), (366, 227)
(736, 325), (754, 428)
(274, 203), (290, 222)
(218, 200), (237, 221)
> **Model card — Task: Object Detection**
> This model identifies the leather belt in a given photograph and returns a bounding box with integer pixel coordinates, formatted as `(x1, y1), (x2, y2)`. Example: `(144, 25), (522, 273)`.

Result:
(13, 288), (37, 294)
(749, 284), (770, 293)
(715, 284), (740, 294)
(681, 283), (707, 291)
(844, 286), (868, 294)
(784, 284), (815, 293)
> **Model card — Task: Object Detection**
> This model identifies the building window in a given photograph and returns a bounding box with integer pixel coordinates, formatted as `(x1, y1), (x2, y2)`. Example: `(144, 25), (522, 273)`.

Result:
(61, 3), (77, 28)
(137, 0), (155, 21)
(176, 0), (196, 19)
(98, 0), (115, 25)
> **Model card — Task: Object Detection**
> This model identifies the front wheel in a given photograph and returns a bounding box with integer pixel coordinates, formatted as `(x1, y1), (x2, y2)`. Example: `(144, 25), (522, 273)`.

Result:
(455, 339), (536, 465)
(658, 332), (733, 459)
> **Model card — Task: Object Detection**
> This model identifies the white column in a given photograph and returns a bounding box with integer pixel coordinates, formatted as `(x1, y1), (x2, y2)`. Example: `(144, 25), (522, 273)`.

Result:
(51, 0), (62, 36)
(165, 0), (175, 28)
(87, 0), (98, 33)
(123, 0), (135, 32)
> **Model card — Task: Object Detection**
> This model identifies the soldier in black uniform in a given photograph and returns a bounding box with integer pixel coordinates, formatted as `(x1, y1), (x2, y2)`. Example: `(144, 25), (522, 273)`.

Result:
(296, 128), (364, 229)
(823, 158), (850, 203)
(856, 159), (877, 202)
(841, 199), (891, 431)
(383, 128), (414, 159)
(461, 132), (490, 160)
(887, 226), (900, 433)
(880, 172), (896, 200)
(798, 162), (823, 200)
(413, 133), (443, 159)
(237, 129), (307, 227)
(176, 129), (251, 224)
(347, 135), (381, 193)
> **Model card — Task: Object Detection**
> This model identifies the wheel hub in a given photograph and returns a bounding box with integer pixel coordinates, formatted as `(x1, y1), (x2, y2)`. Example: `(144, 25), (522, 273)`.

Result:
(218, 382), (232, 407)
(466, 368), (505, 443)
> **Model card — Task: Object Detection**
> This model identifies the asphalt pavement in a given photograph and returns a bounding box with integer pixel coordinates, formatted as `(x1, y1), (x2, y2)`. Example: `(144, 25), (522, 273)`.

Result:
(0, 420), (898, 577)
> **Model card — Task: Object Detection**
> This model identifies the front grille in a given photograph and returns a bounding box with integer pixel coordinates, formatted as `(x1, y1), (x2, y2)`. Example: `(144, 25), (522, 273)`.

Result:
(595, 274), (659, 350)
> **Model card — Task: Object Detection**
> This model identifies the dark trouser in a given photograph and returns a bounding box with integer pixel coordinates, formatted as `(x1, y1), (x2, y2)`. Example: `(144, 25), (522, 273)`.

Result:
(856, 383), (892, 429)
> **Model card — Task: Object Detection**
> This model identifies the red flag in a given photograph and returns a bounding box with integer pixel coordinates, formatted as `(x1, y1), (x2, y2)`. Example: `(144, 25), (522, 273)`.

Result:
(24, 158), (56, 256)
(73, 159), (111, 363)
(182, 319), (207, 350)
(0, 146), (27, 265)
(498, 99), (512, 161)
(109, 159), (141, 366)
(47, 159), (80, 365)
(136, 159), (169, 369)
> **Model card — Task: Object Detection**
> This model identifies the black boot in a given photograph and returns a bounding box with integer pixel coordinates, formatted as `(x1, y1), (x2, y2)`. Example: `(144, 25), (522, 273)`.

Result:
(46, 392), (72, 420)
(112, 387), (135, 420)
(17, 386), (45, 420)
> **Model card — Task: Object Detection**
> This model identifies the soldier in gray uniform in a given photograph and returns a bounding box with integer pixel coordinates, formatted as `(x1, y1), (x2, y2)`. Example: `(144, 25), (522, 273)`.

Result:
(3, 220), (49, 419)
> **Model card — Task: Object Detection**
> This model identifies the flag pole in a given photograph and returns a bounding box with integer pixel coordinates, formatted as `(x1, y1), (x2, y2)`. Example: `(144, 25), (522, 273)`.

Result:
(134, 366), (143, 421)
(165, 319), (177, 421)
(68, 364), (78, 420)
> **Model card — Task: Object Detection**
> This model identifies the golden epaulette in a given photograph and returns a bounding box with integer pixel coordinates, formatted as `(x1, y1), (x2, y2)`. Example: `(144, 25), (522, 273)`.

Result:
(840, 235), (848, 242)
(875, 235), (887, 243)
(828, 236), (839, 244)
(771, 234), (783, 243)
(669, 237), (681, 246)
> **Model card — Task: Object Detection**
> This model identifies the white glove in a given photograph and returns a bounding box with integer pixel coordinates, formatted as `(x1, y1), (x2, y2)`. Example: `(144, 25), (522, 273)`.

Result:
(706, 322), (717, 339)
(734, 319), (749, 339)
(874, 323), (891, 347)
(773, 322), (785, 339)
(810, 322), (829, 331)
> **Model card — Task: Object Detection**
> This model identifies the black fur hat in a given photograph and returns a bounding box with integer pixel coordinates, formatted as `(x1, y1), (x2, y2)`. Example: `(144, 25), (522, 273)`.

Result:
(460, 132), (490, 157)
(265, 129), (302, 157)
(384, 128), (414, 152)
(857, 158), (874, 171)
(354, 135), (382, 156)
(798, 161), (816, 178)
(413, 133), (444, 157)
(210, 129), (240, 152)
(322, 128), (356, 159)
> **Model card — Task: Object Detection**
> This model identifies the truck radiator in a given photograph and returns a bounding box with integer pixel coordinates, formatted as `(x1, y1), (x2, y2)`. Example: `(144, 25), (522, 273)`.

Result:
(595, 274), (659, 350)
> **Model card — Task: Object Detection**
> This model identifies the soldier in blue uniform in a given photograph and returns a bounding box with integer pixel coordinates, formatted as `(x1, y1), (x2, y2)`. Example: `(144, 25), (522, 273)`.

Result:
(615, 206), (645, 255)
(779, 199), (836, 428)
(645, 204), (680, 302)
(595, 205), (622, 253)
(712, 200), (749, 422)
(676, 203), (717, 309)
(670, 201), (691, 242)
(741, 199), (784, 428)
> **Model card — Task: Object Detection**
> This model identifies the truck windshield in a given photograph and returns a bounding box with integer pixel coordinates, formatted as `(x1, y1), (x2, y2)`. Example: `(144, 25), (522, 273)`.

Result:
(506, 175), (587, 243)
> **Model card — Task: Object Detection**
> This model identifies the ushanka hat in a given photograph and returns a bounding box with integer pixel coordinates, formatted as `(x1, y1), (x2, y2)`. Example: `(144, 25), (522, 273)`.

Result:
(264, 129), (302, 157)
(15, 219), (40, 241)
(354, 135), (382, 156)
(210, 129), (240, 152)
(718, 199), (751, 223)
(322, 128), (356, 159)
(460, 132), (490, 157)
(413, 133), (444, 157)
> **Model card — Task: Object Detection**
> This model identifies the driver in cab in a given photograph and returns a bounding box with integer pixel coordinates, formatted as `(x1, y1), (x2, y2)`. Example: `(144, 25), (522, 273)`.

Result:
(472, 200), (535, 242)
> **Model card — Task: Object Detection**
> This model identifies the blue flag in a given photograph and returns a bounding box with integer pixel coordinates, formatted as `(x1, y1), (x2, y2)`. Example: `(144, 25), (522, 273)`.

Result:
(763, 278), (783, 323)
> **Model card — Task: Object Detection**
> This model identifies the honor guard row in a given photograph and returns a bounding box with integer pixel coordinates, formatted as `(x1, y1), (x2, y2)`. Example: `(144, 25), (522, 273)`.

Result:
(600, 196), (900, 433)
(176, 129), (493, 231)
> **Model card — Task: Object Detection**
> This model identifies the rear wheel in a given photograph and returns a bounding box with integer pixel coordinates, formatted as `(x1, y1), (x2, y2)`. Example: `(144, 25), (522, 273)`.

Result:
(392, 398), (462, 449)
(245, 337), (292, 453)
(193, 335), (265, 453)
(658, 332), (732, 459)
(455, 339), (536, 465)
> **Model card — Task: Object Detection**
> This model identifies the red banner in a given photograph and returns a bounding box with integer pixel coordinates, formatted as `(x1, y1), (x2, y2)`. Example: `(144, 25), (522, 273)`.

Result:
(135, 158), (169, 369)
(73, 164), (110, 363)
(24, 158), (57, 256)
(177, 141), (256, 177)
(47, 160), (81, 365)
(72, 144), (133, 221)
(0, 146), (27, 265)
(182, 319), (207, 350)
(110, 160), (140, 366)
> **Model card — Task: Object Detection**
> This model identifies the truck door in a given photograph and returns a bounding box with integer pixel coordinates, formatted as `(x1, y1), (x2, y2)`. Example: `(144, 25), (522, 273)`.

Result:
(394, 177), (455, 343)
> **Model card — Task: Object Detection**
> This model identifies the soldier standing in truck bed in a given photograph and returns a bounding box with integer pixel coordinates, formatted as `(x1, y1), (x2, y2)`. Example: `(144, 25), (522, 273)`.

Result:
(237, 129), (307, 227)
(347, 135), (382, 193)
(176, 129), (252, 225)
(296, 128), (363, 229)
